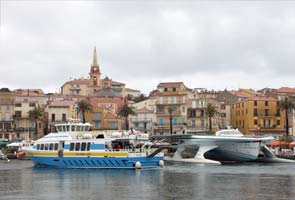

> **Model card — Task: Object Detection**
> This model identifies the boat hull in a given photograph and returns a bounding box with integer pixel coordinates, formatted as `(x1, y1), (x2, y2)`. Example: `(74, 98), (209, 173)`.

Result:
(31, 156), (164, 169)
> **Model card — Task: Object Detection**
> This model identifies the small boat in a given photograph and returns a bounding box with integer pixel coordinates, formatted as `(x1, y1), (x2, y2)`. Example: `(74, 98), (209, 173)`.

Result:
(6, 140), (34, 160)
(23, 122), (164, 169)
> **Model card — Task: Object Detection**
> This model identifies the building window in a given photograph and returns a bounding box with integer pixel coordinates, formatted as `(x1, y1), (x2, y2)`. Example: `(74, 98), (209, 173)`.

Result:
(192, 101), (196, 108)
(277, 120), (280, 126)
(264, 109), (269, 116)
(246, 109), (248, 115)
(15, 111), (21, 118)
(264, 119), (270, 128)
(62, 114), (66, 122)
(181, 117), (185, 125)
(159, 118), (164, 126)
(5, 113), (10, 121)
(29, 103), (36, 107)
(265, 101), (268, 106)
(110, 121), (116, 129)
(254, 101), (257, 106)
(94, 122), (99, 129)
(168, 97), (172, 104)
(51, 114), (55, 122)
(173, 118), (178, 125)
(159, 97), (163, 104)
(254, 109), (258, 116)
(182, 96), (186, 104)
(172, 87), (176, 92)
(182, 106), (185, 112)
(254, 119), (258, 125)
(164, 88), (168, 92)
(276, 109), (280, 116)
(173, 96), (177, 104)
(94, 113), (100, 121)
(15, 103), (21, 107)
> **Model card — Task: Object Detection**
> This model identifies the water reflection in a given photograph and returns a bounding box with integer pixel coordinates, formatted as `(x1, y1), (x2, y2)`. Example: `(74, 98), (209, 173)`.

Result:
(0, 161), (295, 200)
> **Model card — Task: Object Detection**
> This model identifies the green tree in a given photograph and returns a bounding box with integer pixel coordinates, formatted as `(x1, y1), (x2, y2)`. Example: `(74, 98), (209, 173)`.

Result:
(279, 97), (295, 136)
(133, 94), (148, 103)
(205, 103), (218, 131)
(77, 100), (93, 123)
(168, 107), (175, 135)
(28, 106), (43, 138)
(117, 103), (135, 130)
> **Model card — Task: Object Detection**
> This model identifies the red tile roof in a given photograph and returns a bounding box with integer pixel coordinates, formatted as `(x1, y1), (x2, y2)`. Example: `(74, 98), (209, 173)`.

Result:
(135, 108), (153, 113)
(48, 100), (75, 107)
(277, 87), (295, 93)
(14, 89), (45, 96)
(157, 82), (184, 88)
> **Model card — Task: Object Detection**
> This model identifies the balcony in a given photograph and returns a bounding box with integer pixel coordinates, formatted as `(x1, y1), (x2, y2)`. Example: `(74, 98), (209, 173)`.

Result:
(129, 117), (152, 122)
(155, 111), (182, 116)
(155, 100), (186, 105)
(154, 122), (187, 128)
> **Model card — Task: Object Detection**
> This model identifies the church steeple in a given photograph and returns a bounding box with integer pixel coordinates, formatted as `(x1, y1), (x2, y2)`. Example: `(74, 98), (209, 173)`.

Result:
(89, 47), (101, 95)
(92, 46), (98, 67)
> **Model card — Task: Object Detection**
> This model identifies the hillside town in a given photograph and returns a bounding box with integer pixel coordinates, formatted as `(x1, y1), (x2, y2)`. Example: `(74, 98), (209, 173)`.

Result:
(0, 48), (294, 142)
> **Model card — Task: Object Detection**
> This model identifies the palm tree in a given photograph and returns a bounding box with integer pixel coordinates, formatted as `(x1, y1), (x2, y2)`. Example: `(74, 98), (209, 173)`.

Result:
(117, 103), (135, 130)
(28, 106), (43, 138)
(77, 100), (93, 123)
(168, 107), (175, 135)
(279, 97), (295, 136)
(205, 103), (218, 131)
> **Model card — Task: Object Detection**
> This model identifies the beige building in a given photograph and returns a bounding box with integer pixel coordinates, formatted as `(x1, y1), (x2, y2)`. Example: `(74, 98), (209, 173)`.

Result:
(187, 88), (221, 132)
(45, 100), (75, 132)
(14, 89), (48, 140)
(129, 98), (156, 133)
(153, 82), (188, 134)
(0, 88), (15, 141)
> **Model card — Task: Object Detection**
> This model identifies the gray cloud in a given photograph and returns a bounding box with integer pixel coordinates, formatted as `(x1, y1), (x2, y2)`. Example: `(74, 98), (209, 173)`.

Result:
(1, 1), (295, 94)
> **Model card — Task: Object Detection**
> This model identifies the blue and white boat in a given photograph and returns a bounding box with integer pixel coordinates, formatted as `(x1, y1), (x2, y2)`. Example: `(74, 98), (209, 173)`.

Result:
(24, 122), (164, 169)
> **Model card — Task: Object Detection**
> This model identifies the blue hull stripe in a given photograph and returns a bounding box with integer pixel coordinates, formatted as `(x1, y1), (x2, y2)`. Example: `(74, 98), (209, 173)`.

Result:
(31, 156), (163, 169)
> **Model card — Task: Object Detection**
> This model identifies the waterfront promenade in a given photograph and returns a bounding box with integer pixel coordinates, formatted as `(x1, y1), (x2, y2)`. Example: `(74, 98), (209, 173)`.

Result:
(0, 160), (295, 200)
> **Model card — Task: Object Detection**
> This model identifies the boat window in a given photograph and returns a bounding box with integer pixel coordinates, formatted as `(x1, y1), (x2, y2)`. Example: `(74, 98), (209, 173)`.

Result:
(70, 143), (75, 151)
(45, 144), (49, 151)
(54, 143), (58, 150)
(49, 143), (53, 150)
(76, 126), (81, 132)
(87, 142), (91, 151)
(71, 125), (75, 132)
(75, 143), (80, 151)
(41, 144), (44, 150)
(37, 144), (40, 150)
(81, 126), (85, 131)
(81, 142), (86, 151)
(66, 125), (70, 132)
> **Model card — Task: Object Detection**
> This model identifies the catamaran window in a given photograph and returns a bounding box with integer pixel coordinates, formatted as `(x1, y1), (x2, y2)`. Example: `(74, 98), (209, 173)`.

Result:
(81, 142), (86, 151)
(49, 143), (53, 150)
(76, 126), (81, 132)
(75, 143), (80, 151)
(54, 143), (58, 150)
(41, 144), (44, 150)
(70, 143), (75, 151)
(66, 125), (70, 132)
(87, 142), (91, 151)
(71, 125), (75, 132)
(37, 144), (40, 150)
(45, 144), (49, 151)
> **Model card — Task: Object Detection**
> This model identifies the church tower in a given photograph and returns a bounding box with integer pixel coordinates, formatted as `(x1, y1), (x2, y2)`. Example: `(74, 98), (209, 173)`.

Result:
(89, 47), (101, 95)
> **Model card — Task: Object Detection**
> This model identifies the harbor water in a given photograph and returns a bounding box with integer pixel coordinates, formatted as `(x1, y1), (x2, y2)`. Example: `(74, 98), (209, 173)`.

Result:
(1, 160), (295, 200)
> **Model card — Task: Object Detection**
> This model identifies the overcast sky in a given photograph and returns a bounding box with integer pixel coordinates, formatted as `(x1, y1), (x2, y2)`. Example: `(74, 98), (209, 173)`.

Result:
(1, 1), (295, 95)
